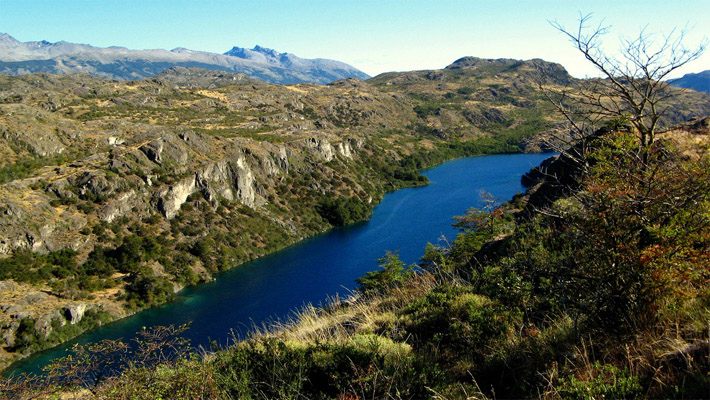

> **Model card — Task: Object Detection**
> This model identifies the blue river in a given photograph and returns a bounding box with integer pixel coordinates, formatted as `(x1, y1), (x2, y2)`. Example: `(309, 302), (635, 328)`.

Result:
(5, 152), (552, 376)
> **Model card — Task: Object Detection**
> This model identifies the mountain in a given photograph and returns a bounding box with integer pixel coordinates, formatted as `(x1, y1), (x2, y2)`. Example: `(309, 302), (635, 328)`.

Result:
(668, 70), (710, 93)
(368, 56), (709, 151)
(225, 45), (369, 80)
(0, 33), (369, 84)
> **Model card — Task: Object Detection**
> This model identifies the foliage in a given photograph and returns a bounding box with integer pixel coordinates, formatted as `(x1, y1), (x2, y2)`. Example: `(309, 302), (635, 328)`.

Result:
(0, 248), (118, 294)
(501, 133), (710, 331)
(8, 309), (113, 355)
(316, 195), (371, 226)
(1, 324), (194, 399)
(4, 126), (709, 399)
(213, 336), (429, 399)
(3, 51), (708, 398)
(558, 362), (642, 400)
(0, 150), (86, 185)
(402, 284), (515, 361)
(356, 251), (414, 294)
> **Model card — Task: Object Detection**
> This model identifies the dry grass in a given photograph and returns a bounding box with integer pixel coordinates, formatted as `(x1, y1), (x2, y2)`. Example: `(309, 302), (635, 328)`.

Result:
(256, 274), (440, 347)
(536, 305), (710, 399)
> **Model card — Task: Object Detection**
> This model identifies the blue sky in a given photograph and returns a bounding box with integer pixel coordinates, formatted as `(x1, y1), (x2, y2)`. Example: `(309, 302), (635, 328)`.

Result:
(1, 0), (708, 78)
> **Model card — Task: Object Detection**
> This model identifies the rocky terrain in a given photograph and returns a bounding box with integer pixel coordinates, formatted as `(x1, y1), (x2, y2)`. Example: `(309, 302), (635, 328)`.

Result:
(0, 33), (369, 84)
(0, 58), (708, 371)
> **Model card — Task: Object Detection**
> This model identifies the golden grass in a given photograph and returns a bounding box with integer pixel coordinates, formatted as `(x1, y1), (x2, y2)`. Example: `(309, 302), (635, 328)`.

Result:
(256, 274), (440, 347)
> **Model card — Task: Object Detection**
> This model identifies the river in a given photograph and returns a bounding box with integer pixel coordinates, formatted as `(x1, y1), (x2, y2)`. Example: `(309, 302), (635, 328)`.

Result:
(4, 152), (553, 377)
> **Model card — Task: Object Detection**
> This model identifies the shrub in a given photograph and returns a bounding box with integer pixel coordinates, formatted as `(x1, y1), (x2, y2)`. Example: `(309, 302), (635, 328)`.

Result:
(558, 362), (642, 400)
(316, 196), (371, 226)
(356, 251), (414, 294)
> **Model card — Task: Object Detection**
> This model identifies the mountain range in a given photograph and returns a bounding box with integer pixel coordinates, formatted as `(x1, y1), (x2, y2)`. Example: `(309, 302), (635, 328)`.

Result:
(0, 33), (369, 84)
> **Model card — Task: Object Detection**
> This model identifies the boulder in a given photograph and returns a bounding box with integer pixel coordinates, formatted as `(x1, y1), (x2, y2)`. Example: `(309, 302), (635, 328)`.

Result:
(2, 321), (19, 347)
(63, 303), (87, 325)
(18, 292), (49, 306)
(140, 139), (164, 164)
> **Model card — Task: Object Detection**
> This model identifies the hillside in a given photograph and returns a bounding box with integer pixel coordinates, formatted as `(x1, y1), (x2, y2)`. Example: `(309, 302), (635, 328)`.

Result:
(669, 70), (710, 93)
(369, 57), (710, 151)
(0, 33), (369, 84)
(0, 60), (708, 372)
(5, 119), (709, 399)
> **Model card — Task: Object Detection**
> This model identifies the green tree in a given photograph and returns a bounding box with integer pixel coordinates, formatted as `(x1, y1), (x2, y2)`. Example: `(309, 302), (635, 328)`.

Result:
(356, 251), (414, 294)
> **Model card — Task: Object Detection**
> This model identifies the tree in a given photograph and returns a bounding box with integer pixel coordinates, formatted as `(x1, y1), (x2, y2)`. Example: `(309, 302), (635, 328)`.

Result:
(356, 251), (413, 294)
(547, 14), (706, 150)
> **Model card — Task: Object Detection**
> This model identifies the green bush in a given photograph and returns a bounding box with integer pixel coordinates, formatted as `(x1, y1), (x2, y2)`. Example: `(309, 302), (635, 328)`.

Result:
(316, 196), (371, 226)
(559, 362), (642, 400)
(356, 251), (414, 294)
(402, 284), (513, 357)
(125, 273), (175, 308)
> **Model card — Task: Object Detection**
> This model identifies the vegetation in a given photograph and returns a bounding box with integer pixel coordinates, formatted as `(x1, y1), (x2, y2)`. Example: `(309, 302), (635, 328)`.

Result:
(8, 309), (113, 355)
(316, 196), (371, 226)
(2, 18), (710, 391)
(548, 13), (707, 149)
(356, 251), (414, 294)
(5, 125), (708, 399)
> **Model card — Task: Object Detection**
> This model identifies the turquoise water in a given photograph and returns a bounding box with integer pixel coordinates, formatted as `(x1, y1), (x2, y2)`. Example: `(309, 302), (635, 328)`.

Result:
(4, 152), (553, 377)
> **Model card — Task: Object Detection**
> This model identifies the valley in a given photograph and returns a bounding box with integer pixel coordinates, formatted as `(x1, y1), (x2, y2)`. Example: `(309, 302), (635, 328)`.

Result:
(0, 55), (708, 391)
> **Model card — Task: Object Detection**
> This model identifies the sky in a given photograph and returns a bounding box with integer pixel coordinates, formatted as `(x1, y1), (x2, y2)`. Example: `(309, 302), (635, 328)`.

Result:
(1, 0), (708, 79)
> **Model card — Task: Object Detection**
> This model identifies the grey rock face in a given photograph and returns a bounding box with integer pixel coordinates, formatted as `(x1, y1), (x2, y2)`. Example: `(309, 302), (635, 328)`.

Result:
(4, 305), (29, 319)
(140, 139), (164, 164)
(34, 310), (62, 338)
(157, 176), (197, 219)
(0, 183), (85, 254)
(99, 190), (140, 223)
(335, 138), (362, 159)
(304, 137), (335, 161)
(46, 179), (77, 201)
(63, 303), (87, 325)
(273, 146), (290, 170)
(2, 321), (19, 346)
(18, 292), (49, 306)
(232, 156), (256, 207)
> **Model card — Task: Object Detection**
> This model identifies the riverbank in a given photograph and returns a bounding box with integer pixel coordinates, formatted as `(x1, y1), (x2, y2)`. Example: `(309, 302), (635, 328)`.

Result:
(6, 125), (707, 399)
(3, 152), (554, 378)
(3, 60), (706, 376)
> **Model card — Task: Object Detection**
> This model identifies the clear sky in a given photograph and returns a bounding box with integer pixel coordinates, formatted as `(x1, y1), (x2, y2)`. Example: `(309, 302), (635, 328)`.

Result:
(1, 0), (708, 78)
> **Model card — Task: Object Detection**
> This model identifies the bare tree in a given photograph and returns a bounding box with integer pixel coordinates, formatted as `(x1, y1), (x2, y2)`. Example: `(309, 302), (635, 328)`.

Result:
(547, 13), (707, 149)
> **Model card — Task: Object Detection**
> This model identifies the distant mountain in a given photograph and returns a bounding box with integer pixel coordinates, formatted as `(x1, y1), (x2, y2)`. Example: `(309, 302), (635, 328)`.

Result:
(0, 33), (369, 84)
(668, 70), (710, 93)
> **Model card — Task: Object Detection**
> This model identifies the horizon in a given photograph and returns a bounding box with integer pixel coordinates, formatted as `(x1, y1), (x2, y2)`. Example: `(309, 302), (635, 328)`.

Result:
(0, 0), (708, 79)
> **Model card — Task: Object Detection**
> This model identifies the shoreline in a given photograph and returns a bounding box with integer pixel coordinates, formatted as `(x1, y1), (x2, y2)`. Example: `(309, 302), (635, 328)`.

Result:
(1, 149), (556, 376)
